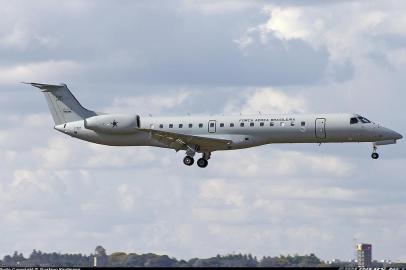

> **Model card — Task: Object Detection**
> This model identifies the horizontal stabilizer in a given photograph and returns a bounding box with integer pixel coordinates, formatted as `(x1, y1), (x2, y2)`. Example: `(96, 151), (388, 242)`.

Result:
(22, 82), (66, 92)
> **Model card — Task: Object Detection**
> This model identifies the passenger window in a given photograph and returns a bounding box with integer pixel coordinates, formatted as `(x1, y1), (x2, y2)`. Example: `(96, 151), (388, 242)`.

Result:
(260, 122), (264, 127)
(210, 123), (215, 128)
(290, 122), (295, 126)
(270, 122), (274, 127)
(189, 123), (193, 128)
(179, 124), (183, 128)
(280, 122), (285, 127)
(230, 123), (234, 127)
(159, 124), (163, 128)
(169, 124), (173, 128)
(250, 122), (254, 127)
(240, 123), (245, 127)
(350, 117), (358, 124)
(220, 123), (224, 127)
(301, 121), (305, 126)
(199, 123), (203, 128)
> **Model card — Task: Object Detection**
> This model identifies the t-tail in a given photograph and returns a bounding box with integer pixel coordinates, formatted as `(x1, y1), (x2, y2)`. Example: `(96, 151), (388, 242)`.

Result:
(25, 82), (97, 125)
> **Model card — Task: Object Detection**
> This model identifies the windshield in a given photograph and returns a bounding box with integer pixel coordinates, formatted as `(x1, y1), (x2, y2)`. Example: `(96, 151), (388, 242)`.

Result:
(350, 116), (372, 124)
(350, 117), (358, 124)
(358, 116), (371, 123)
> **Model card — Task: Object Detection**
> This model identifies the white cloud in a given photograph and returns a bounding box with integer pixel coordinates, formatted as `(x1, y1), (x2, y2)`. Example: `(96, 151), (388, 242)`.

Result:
(105, 90), (191, 115)
(0, 26), (30, 49)
(117, 184), (143, 212)
(0, 60), (81, 85)
(201, 147), (356, 189)
(273, 150), (354, 178)
(0, 149), (17, 163)
(233, 28), (255, 50)
(255, 2), (406, 66)
(32, 137), (75, 169)
(224, 87), (307, 114)
(6, 113), (50, 128)
(182, 0), (260, 15)
(12, 169), (55, 193)
(261, 5), (315, 42)
(85, 145), (157, 168)
(199, 179), (244, 207)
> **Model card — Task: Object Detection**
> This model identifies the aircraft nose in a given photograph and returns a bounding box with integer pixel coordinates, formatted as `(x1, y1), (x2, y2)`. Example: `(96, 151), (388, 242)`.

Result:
(394, 131), (403, 140)
(386, 128), (403, 140)
(379, 127), (402, 140)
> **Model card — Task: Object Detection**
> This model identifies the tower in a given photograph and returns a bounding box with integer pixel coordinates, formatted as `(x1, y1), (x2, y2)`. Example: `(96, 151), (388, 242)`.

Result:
(356, 243), (372, 267)
(93, 246), (108, 267)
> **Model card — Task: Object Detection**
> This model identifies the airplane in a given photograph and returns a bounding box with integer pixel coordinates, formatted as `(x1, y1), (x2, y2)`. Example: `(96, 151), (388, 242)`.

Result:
(27, 82), (403, 168)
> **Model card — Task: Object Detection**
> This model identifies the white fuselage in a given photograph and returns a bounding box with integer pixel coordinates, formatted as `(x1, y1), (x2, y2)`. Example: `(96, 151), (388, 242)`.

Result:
(56, 113), (402, 152)
(29, 82), (402, 166)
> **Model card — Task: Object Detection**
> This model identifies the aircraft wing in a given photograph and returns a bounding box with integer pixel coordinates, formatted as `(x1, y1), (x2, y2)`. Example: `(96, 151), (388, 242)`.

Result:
(141, 129), (232, 152)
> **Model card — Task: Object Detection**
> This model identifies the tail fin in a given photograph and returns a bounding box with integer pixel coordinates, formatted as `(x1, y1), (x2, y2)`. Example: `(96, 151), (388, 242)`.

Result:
(25, 82), (97, 125)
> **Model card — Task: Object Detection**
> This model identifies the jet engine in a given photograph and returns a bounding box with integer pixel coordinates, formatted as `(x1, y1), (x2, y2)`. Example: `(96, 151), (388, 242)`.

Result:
(84, 114), (140, 134)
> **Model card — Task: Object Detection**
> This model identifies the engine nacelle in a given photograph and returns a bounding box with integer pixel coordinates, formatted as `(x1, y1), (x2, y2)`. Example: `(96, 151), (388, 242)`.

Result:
(84, 114), (140, 134)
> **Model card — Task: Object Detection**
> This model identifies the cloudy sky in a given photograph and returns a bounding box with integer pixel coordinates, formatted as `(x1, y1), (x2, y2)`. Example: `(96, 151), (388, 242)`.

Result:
(1, 0), (406, 262)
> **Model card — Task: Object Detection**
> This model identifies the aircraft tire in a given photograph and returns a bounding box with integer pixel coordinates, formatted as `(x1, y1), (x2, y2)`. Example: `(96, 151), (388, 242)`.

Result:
(371, 153), (379, 159)
(197, 158), (208, 168)
(183, 156), (194, 166)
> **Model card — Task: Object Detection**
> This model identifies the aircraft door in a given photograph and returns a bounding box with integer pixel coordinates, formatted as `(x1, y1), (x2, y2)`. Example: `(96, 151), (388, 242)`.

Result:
(208, 120), (216, 133)
(315, 118), (326, 139)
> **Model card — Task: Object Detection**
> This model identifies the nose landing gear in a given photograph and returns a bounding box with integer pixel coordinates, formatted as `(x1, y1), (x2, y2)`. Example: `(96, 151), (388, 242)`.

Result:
(371, 144), (379, 159)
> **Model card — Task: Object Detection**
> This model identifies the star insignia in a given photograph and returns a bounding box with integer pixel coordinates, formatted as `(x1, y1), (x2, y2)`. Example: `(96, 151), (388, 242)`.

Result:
(111, 120), (118, 127)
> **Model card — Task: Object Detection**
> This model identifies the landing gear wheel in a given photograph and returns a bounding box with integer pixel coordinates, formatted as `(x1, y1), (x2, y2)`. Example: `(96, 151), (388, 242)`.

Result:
(197, 158), (208, 168)
(371, 152), (379, 159)
(183, 156), (194, 166)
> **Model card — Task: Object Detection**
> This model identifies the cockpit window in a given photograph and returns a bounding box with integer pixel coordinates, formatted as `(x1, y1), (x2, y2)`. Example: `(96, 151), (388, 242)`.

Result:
(358, 116), (371, 123)
(350, 117), (358, 124)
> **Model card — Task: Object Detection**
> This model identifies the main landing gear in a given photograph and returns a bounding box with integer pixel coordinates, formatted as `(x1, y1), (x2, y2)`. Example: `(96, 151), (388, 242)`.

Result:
(183, 149), (211, 168)
(371, 144), (379, 159)
(197, 158), (208, 168)
(183, 156), (194, 166)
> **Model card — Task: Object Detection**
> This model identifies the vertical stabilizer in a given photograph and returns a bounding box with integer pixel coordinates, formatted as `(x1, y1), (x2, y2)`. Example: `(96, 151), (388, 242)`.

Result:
(26, 82), (97, 125)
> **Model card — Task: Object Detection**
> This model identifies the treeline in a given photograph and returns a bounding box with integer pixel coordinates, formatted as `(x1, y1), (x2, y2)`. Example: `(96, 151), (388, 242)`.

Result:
(1, 249), (405, 268)
(0, 250), (90, 267)
(107, 252), (325, 267)
(0, 249), (326, 267)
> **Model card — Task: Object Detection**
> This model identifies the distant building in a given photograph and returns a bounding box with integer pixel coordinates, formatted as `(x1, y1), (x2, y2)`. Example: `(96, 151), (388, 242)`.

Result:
(356, 243), (372, 267)
(93, 245), (108, 267)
